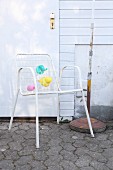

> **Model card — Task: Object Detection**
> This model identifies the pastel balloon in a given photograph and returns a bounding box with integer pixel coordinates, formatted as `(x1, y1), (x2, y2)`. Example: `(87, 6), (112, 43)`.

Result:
(36, 65), (47, 74)
(27, 85), (35, 91)
(38, 77), (52, 87)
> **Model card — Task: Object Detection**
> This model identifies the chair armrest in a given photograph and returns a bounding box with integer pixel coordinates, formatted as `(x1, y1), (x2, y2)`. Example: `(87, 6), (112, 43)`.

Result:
(59, 65), (83, 90)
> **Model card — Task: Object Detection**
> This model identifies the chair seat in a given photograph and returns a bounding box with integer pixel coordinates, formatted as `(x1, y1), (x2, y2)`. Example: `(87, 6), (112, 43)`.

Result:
(21, 89), (83, 96)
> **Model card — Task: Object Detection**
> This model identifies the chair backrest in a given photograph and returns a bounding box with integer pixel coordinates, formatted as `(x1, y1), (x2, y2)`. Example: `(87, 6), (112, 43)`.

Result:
(16, 54), (59, 93)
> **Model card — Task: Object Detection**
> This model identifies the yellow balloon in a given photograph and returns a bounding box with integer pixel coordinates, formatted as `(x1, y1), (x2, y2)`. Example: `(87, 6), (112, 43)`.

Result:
(38, 77), (52, 87)
(45, 77), (52, 83)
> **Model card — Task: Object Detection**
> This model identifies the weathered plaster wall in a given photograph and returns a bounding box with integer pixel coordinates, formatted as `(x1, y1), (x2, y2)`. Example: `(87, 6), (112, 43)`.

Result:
(0, 0), (59, 117)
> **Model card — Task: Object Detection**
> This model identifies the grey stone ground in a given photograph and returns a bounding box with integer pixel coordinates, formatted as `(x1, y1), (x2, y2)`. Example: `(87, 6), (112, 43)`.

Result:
(0, 121), (113, 170)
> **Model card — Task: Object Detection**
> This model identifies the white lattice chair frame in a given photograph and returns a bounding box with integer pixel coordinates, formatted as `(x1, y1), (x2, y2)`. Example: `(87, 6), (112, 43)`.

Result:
(9, 54), (94, 148)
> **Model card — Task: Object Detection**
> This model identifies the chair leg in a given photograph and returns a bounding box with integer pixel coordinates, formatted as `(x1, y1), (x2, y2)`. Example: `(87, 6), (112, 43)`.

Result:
(81, 90), (94, 137)
(9, 89), (19, 130)
(57, 94), (60, 124)
(35, 94), (39, 148)
(36, 116), (39, 148)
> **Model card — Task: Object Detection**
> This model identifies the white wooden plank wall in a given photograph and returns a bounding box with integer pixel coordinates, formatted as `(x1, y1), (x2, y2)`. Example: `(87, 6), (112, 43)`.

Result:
(59, 0), (113, 117)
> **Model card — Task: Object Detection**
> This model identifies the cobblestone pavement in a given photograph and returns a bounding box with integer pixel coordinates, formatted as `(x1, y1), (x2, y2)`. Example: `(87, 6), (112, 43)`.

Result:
(0, 121), (113, 170)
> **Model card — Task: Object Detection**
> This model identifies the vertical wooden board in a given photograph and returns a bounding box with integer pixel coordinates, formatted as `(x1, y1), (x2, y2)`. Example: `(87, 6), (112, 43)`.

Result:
(60, 18), (91, 27)
(60, 35), (90, 44)
(95, 1), (113, 9)
(60, 101), (74, 110)
(60, 28), (91, 36)
(60, 110), (74, 117)
(59, 94), (74, 102)
(60, 9), (92, 19)
(60, 1), (92, 10)
(60, 78), (74, 86)
(60, 53), (75, 61)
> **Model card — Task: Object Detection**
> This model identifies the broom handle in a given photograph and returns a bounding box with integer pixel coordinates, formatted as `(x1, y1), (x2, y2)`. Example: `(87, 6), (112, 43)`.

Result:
(87, 0), (95, 114)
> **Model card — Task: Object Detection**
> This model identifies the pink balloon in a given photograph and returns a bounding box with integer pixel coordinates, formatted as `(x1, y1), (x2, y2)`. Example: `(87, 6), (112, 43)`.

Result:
(27, 85), (35, 91)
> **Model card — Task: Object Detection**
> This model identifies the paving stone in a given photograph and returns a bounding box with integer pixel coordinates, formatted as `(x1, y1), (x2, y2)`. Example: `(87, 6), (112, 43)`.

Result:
(10, 126), (18, 132)
(60, 160), (79, 170)
(0, 160), (14, 170)
(0, 145), (9, 152)
(90, 161), (110, 170)
(96, 134), (108, 141)
(99, 140), (113, 149)
(40, 135), (50, 143)
(46, 146), (62, 156)
(28, 123), (35, 129)
(24, 132), (35, 139)
(3, 150), (19, 161)
(60, 124), (69, 130)
(8, 141), (23, 151)
(0, 138), (13, 146)
(0, 131), (5, 138)
(75, 155), (92, 168)
(60, 150), (78, 162)
(75, 148), (89, 157)
(39, 143), (50, 151)
(73, 140), (86, 148)
(40, 125), (50, 130)
(12, 134), (25, 143)
(49, 123), (61, 130)
(32, 167), (46, 170)
(108, 134), (113, 142)
(27, 128), (36, 134)
(106, 157), (113, 169)
(71, 132), (86, 140)
(105, 129), (113, 133)
(72, 135), (78, 139)
(45, 155), (63, 167)
(88, 151), (107, 163)
(30, 160), (47, 170)
(14, 155), (33, 166)
(15, 129), (27, 135)
(19, 124), (30, 130)
(11, 123), (21, 128)
(0, 132), (12, 140)
(47, 138), (62, 147)
(33, 150), (48, 161)
(0, 152), (5, 160)
(102, 148), (113, 158)
(47, 165), (64, 170)
(60, 142), (75, 151)
(60, 130), (72, 136)
(48, 132), (60, 139)
(80, 167), (95, 170)
(59, 134), (74, 143)
(85, 142), (100, 151)
(21, 139), (36, 147)
(18, 146), (36, 156)
(15, 164), (31, 170)
(0, 125), (8, 130)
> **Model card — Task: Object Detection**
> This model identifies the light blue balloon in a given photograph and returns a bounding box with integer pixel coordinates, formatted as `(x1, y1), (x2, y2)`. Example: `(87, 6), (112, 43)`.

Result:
(36, 65), (47, 74)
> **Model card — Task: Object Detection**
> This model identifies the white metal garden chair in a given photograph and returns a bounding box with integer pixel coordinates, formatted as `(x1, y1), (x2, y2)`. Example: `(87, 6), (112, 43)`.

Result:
(9, 54), (94, 148)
